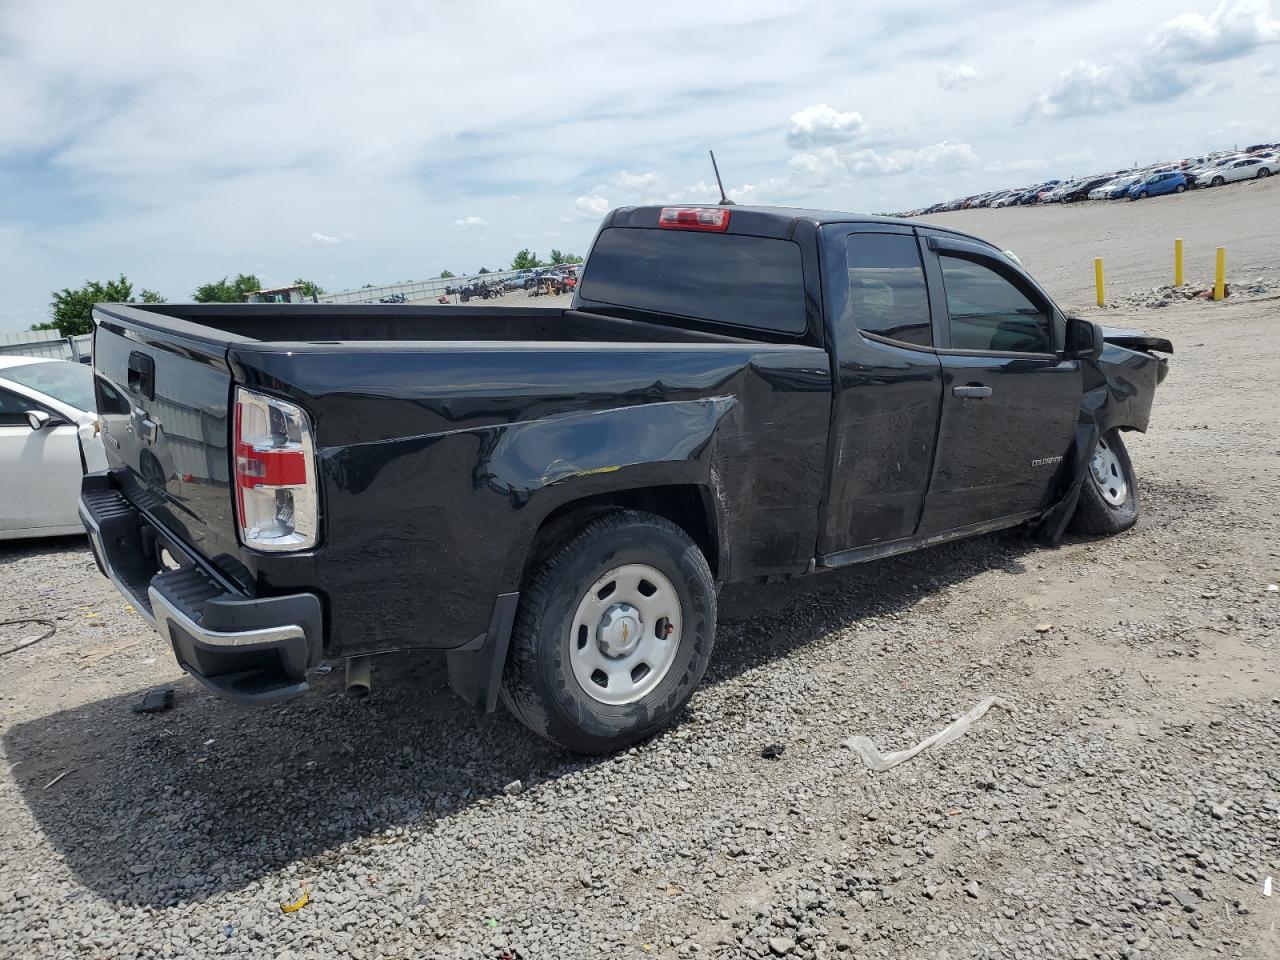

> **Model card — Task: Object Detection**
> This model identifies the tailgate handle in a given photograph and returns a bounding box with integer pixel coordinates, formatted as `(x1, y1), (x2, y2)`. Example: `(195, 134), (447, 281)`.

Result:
(127, 352), (155, 400)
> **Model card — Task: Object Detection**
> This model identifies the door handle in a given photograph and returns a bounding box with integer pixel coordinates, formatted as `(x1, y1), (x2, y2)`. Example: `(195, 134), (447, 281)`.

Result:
(953, 384), (992, 399)
(127, 351), (155, 400)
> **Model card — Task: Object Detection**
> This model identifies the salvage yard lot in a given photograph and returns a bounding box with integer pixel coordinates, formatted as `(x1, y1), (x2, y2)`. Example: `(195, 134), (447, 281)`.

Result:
(2, 190), (1279, 959)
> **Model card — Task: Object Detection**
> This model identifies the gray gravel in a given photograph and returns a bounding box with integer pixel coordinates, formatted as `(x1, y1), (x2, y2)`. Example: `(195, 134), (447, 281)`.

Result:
(2, 285), (1279, 957)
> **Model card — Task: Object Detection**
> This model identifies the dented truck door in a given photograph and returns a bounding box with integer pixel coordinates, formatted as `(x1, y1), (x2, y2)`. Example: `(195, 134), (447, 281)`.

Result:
(816, 224), (944, 554)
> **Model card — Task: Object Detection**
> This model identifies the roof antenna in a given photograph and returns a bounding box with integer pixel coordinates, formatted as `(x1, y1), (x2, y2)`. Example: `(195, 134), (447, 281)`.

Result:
(709, 150), (735, 205)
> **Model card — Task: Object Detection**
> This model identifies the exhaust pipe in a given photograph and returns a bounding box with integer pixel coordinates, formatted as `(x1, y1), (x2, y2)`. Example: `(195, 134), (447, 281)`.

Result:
(345, 656), (372, 698)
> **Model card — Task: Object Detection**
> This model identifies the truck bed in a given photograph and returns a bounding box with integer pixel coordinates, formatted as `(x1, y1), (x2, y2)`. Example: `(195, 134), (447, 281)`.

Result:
(89, 301), (832, 663)
(126, 303), (750, 346)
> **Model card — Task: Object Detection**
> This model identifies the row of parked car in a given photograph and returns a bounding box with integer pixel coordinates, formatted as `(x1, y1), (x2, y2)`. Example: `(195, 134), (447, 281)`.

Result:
(904, 143), (1278, 216)
(442, 264), (580, 301)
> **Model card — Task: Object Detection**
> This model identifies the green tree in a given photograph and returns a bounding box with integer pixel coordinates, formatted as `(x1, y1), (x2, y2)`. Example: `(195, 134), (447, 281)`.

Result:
(511, 249), (544, 270)
(477, 266), (490, 275)
(139, 289), (166, 303)
(36, 275), (137, 337)
(439, 269), (456, 279)
(294, 277), (325, 299)
(548, 249), (584, 265)
(193, 273), (262, 303)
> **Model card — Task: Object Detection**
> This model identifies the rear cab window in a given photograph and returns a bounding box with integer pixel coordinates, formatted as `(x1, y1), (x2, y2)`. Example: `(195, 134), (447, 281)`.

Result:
(578, 228), (806, 335)
(844, 234), (932, 349)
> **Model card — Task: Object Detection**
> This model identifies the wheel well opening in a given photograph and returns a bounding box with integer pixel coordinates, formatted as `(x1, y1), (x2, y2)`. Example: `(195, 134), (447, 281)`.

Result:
(524, 485), (719, 584)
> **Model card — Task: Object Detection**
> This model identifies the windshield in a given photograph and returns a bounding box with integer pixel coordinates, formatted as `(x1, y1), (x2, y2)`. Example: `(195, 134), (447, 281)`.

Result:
(1, 360), (95, 412)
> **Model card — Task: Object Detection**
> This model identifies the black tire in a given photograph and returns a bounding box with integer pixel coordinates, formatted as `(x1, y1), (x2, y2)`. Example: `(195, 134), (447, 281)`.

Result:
(501, 510), (716, 753)
(1175, 184), (1186, 193)
(1069, 430), (1139, 536)
(1258, 168), (1271, 178)
(1212, 176), (1224, 187)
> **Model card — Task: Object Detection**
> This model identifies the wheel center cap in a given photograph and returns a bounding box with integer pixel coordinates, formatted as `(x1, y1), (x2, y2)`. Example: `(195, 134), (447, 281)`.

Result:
(598, 603), (642, 658)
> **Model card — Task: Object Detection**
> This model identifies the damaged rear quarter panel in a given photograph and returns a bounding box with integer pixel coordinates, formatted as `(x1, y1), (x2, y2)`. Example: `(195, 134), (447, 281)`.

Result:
(232, 343), (831, 656)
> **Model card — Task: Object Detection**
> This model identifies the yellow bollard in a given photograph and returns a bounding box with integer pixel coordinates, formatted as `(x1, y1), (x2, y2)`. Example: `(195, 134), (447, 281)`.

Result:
(1094, 258), (1105, 307)
(1174, 238), (1183, 287)
(1214, 247), (1225, 300)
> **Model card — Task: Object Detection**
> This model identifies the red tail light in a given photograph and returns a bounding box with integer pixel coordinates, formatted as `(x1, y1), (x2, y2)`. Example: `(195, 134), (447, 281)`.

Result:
(233, 387), (318, 552)
(658, 207), (731, 232)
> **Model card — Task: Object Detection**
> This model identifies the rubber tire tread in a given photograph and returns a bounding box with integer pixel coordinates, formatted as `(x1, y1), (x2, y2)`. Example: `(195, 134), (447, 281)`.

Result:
(501, 509), (716, 754)
(1069, 429), (1140, 536)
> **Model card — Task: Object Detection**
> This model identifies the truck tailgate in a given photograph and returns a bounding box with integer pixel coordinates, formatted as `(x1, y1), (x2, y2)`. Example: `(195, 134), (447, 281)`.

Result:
(91, 306), (243, 578)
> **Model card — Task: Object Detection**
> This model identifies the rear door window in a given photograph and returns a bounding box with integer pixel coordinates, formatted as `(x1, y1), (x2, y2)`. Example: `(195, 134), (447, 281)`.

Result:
(938, 254), (1053, 354)
(579, 228), (806, 334)
(845, 234), (931, 348)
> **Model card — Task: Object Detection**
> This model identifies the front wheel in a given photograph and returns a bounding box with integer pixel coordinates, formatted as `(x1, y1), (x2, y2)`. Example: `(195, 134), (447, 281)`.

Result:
(1258, 168), (1271, 178)
(502, 510), (717, 753)
(1212, 176), (1225, 186)
(1175, 184), (1186, 193)
(1069, 430), (1139, 536)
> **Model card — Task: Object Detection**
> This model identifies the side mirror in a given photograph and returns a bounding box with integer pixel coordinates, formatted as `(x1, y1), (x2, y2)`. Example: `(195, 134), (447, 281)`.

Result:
(1065, 316), (1104, 362)
(26, 410), (53, 431)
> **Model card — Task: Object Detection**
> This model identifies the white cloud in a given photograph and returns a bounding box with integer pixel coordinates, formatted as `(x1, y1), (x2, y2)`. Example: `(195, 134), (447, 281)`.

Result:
(1023, 60), (1123, 121)
(984, 158), (1048, 174)
(786, 103), (866, 148)
(936, 63), (992, 91)
(452, 216), (488, 231)
(572, 194), (611, 219)
(1143, 0), (1280, 62)
(791, 140), (978, 179)
(2, 1), (1278, 331)
(609, 170), (658, 190)
(1025, 1), (1279, 122)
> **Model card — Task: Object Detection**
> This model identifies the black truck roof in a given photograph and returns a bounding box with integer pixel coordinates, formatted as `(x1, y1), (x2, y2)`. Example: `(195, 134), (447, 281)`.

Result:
(605, 204), (997, 249)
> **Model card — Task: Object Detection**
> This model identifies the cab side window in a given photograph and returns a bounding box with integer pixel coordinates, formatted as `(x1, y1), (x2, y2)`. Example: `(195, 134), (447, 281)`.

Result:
(938, 254), (1052, 354)
(845, 234), (932, 348)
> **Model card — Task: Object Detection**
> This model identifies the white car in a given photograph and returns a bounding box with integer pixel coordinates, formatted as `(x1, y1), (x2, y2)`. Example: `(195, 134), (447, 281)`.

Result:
(1198, 156), (1273, 186)
(1188, 155), (1243, 185)
(1088, 178), (1126, 200)
(0, 355), (107, 539)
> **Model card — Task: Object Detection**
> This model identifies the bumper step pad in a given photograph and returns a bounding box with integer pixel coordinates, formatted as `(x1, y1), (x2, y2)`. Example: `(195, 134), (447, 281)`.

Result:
(81, 472), (322, 706)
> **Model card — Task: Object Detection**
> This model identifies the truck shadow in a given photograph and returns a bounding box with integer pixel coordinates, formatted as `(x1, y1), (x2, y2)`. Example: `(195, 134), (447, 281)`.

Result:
(4, 529), (1036, 907)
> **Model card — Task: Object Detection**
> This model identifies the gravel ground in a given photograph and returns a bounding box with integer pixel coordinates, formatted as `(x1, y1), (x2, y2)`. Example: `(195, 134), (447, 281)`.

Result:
(2, 213), (1279, 959)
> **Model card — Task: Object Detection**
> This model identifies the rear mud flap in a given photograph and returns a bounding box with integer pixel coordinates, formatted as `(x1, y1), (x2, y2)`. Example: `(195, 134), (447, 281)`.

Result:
(446, 592), (519, 712)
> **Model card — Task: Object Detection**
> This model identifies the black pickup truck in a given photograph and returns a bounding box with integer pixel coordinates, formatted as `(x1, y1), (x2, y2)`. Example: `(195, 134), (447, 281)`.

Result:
(81, 205), (1170, 752)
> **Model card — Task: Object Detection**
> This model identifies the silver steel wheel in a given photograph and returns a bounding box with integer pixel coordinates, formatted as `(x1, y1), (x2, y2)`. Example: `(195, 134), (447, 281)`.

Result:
(568, 563), (682, 705)
(1090, 436), (1129, 506)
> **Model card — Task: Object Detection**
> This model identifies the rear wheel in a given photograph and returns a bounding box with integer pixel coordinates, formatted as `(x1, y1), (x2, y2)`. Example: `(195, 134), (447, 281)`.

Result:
(1258, 168), (1271, 178)
(1069, 430), (1139, 536)
(502, 510), (716, 753)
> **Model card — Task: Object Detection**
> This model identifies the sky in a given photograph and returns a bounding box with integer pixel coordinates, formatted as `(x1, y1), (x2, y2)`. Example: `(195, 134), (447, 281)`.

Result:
(1, 0), (1277, 332)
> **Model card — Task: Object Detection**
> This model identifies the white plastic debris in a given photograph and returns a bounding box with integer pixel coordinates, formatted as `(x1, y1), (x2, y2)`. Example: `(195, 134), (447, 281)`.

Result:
(1264, 876), (1273, 898)
(844, 697), (1014, 772)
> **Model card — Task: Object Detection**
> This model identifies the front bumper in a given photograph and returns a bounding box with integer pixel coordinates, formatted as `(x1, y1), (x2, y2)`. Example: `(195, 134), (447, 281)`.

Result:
(79, 473), (323, 705)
